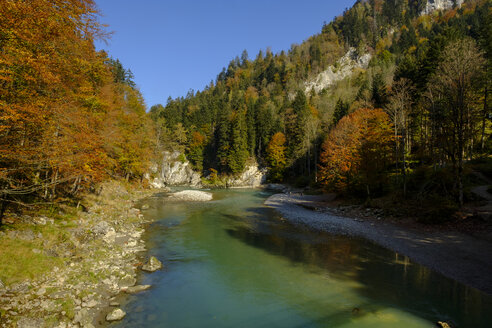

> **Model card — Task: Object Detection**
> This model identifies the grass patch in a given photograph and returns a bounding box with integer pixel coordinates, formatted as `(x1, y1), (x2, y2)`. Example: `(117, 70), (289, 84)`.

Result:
(0, 237), (65, 285)
(56, 298), (75, 319)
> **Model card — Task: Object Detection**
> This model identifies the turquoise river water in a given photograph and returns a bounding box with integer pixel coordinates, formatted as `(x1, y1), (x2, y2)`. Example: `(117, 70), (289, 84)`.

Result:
(113, 189), (491, 327)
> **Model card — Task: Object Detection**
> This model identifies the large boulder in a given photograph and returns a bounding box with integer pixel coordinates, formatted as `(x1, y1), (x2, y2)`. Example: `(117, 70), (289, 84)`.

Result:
(141, 256), (163, 272)
(123, 285), (151, 294)
(106, 308), (126, 322)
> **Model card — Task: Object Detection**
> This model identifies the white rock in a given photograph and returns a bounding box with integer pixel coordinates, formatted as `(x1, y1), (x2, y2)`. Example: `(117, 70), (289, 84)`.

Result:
(85, 299), (98, 308)
(168, 190), (213, 202)
(305, 48), (372, 94)
(227, 163), (267, 187)
(103, 228), (116, 244)
(151, 151), (201, 187)
(422, 0), (463, 15)
(106, 308), (126, 322)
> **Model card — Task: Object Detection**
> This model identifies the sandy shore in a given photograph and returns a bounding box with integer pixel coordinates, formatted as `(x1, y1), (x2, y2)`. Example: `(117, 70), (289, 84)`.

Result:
(265, 193), (492, 295)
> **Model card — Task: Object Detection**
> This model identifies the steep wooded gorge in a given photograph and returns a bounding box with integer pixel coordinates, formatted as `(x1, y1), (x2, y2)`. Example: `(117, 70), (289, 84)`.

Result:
(1, 0), (491, 218)
(150, 0), (491, 209)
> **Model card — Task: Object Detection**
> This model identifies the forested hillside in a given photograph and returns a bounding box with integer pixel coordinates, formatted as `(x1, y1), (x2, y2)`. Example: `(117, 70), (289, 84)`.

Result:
(151, 0), (491, 210)
(0, 0), (156, 221)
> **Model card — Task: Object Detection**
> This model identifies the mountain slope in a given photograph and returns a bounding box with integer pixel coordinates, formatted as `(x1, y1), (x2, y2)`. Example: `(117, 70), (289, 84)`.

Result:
(150, 0), (491, 198)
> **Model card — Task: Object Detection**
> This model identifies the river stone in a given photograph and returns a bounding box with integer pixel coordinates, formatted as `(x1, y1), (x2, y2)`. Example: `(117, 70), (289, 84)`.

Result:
(106, 308), (126, 322)
(74, 308), (93, 326)
(0, 279), (5, 290)
(92, 221), (111, 235)
(141, 256), (163, 272)
(118, 275), (136, 288)
(16, 317), (45, 328)
(124, 285), (151, 294)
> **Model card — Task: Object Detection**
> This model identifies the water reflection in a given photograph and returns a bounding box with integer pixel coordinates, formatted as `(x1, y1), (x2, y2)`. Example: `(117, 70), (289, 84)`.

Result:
(225, 205), (491, 327)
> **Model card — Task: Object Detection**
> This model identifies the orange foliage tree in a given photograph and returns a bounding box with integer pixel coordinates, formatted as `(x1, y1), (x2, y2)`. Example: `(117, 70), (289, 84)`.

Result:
(318, 108), (394, 197)
(0, 0), (155, 218)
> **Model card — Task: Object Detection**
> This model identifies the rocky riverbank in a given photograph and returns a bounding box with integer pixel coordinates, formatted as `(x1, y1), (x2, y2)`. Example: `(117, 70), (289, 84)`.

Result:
(265, 192), (492, 295)
(0, 182), (159, 328)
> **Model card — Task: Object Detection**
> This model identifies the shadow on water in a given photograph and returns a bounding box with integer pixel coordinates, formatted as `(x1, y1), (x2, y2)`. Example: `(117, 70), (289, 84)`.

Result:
(224, 206), (492, 328)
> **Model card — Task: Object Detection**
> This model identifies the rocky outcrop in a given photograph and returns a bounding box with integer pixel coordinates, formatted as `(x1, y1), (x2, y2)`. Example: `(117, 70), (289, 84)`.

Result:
(150, 152), (267, 189)
(422, 0), (463, 15)
(150, 151), (201, 188)
(305, 48), (372, 94)
(227, 164), (267, 188)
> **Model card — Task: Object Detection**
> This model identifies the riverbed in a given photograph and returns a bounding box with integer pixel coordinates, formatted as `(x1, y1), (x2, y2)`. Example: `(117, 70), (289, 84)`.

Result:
(113, 189), (491, 327)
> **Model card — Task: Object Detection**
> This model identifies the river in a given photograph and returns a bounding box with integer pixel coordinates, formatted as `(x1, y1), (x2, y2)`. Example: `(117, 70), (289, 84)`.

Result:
(113, 189), (491, 327)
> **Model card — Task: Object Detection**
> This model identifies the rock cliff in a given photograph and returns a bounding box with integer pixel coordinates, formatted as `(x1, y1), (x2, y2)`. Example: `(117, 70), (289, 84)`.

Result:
(422, 0), (463, 15)
(150, 151), (201, 188)
(150, 152), (267, 188)
(304, 48), (372, 94)
(227, 164), (267, 188)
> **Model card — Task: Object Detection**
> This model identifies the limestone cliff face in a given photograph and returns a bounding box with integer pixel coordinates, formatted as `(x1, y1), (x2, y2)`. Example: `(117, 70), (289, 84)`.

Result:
(304, 48), (372, 94)
(422, 0), (463, 15)
(149, 152), (267, 188)
(150, 151), (201, 188)
(226, 164), (267, 188)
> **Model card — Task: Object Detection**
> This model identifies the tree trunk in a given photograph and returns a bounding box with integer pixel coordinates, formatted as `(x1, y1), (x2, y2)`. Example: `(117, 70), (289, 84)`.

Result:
(458, 163), (464, 207)
(0, 197), (7, 226)
(402, 128), (407, 198)
(481, 85), (488, 152)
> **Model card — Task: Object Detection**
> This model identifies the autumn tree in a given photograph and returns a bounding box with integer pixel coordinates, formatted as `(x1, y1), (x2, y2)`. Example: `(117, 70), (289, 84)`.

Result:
(0, 0), (156, 221)
(266, 132), (287, 182)
(0, 0), (107, 210)
(318, 108), (394, 197)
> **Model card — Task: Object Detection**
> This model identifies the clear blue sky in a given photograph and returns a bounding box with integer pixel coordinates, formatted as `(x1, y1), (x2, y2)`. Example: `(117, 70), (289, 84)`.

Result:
(94, 0), (356, 109)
